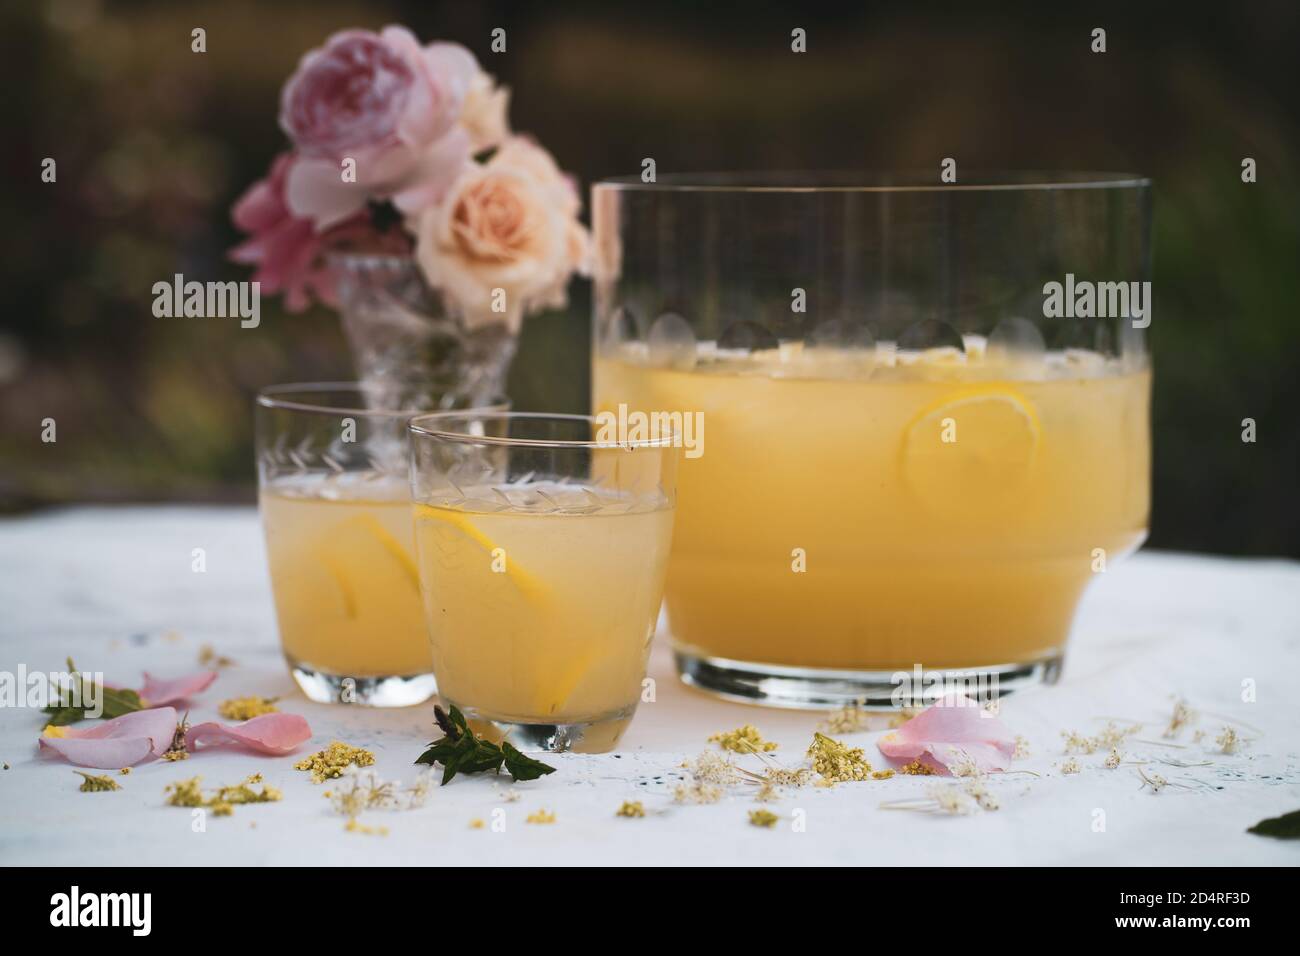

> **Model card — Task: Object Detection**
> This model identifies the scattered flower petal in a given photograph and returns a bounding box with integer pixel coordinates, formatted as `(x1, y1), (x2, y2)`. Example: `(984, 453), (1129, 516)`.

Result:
(39, 707), (178, 769)
(185, 714), (312, 756)
(877, 694), (1016, 775)
(139, 670), (217, 706)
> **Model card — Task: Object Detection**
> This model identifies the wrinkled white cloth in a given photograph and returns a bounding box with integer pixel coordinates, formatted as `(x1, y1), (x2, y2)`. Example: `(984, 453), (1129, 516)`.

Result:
(0, 507), (1296, 865)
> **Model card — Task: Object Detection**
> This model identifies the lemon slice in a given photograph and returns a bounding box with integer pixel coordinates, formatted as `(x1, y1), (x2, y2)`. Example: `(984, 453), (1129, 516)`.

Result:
(537, 648), (605, 717)
(900, 387), (1041, 516)
(414, 504), (547, 602)
(315, 514), (420, 619)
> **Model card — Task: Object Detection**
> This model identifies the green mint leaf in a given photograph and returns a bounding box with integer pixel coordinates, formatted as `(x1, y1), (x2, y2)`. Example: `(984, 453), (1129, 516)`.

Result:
(501, 741), (556, 782)
(416, 709), (551, 785)
(99, 686), (145, 719)
(41, 668), (144, 725)
(1248, 809), (1300, 839)
(41, 706), (85, 727)
(433, 705), (459, 741)
(447, 705), (470, 735)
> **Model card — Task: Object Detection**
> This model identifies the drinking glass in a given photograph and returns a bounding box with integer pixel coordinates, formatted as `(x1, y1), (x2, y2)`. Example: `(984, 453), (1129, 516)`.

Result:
(408, 411), (678, 752)
(256, 383), (507, 706)
(591, 172), (1152, 707)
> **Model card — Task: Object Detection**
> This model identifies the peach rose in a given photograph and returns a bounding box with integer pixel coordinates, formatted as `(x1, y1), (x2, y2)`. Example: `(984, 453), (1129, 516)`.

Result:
(460, 71), (511, 152)
(414, 138), (589, 331)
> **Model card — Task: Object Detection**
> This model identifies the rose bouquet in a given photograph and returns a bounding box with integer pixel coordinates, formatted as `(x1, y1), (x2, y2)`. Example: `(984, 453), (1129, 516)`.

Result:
(229, 25), (588, 400)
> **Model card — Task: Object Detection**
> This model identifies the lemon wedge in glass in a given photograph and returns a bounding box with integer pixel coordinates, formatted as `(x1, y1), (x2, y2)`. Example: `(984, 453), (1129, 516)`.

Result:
(900, 386), (1041, 516)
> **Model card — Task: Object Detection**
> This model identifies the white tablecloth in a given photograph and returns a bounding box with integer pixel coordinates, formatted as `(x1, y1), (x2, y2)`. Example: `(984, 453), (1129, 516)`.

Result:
(1, 507), (1297, 866)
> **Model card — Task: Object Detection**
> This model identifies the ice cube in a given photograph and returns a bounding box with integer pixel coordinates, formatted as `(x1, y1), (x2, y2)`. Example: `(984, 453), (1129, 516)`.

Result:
(807, 318), (874, 351)
(987, 316), (1046, 361)
(897, 318), (964, 352)
(647, 312), (697, 370)
(717, 319), (779, 353)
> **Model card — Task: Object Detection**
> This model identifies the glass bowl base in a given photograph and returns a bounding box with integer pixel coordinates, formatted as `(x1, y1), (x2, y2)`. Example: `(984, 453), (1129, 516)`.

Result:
(446, 700), (637, 753)
(288, 659), (438, 707)
(674, 647), (1063, 710)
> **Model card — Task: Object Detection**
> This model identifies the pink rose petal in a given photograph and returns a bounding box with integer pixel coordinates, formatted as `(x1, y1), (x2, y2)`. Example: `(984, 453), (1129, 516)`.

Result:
(185, 714), (312, 756)
(39, 707), (179, 769)
(139, 670), (218, 706)
(877, 693), (1016, 775)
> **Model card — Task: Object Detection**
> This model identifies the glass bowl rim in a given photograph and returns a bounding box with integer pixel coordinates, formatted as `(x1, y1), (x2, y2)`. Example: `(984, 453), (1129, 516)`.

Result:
(409, 410), (678, 449)
(257, 382), (509, 419)
(594, 169), (1151, 193)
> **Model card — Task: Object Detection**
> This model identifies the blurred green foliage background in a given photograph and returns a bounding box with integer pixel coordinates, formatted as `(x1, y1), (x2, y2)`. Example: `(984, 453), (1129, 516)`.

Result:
(0, 0), (1296, 556)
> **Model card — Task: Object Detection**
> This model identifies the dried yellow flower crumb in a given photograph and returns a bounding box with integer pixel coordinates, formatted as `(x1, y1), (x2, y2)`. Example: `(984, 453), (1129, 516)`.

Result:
(753, 780), (780, 803)
(683, 750), (740, 785)
(887, 706), (923, 729)
(1096, 721), (1141, 748)
(674, 781), (723, 805)
(709, 725), (777, 753)
(469, 818), (486, 829)
(764, 767), (812, 787)
(344, 818), (388, 836)
(119, 767), (131, 775)
(164, 774), (281, 813)
(75, 771), (120, 792)
(1061, 758), (1081, 774)
(963, 779), (999, 810)
(616, 800), (646, 818)
(163, 777), (205, 807)
(1164, 698), (1195, 738)
(872, 769), (895, 780)
(898, 759), (936, 776)
(294, 741), (375, 783)
(162, 750), (189, 762)
(217, 696), (279, 721)
(1062, 721), (1140, 756)
(1013, 735), (1030, 759)
(807, 732), (872, 783)
(526, 809), (556, 824)
(820, 700), (872, 734)
(1215, 726), (1241, 755)
(1104, 748), (1122, 769)
(198, 644), (235, 668)
(1139, 768), (1169, 793)
(748, 809), (779, 828)
(950, 758), (980, 778)
(930, 784), (976, 815)
(1061, 730), (1097, 754)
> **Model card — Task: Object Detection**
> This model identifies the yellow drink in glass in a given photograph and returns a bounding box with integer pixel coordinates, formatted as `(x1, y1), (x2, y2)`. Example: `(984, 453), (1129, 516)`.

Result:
(413, 492), (672, 746)
(256, 383), (508, 706)
(261, 475), (428, 679)
(594, 342), (1150, 675)
(408, 412), (679, 751)
(591, 171), (1154, 705)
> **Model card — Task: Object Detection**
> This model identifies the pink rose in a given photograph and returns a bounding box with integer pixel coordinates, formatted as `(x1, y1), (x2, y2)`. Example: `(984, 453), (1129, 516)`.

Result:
(228, 153), (341, 312)
(414, 137), (590, 331)
(279, 26), (479, 228)
(228, 152), (403, 313)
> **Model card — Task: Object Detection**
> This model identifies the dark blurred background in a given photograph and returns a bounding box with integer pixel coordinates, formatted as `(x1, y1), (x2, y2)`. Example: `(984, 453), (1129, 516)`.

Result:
(1, 0), (1297, 556)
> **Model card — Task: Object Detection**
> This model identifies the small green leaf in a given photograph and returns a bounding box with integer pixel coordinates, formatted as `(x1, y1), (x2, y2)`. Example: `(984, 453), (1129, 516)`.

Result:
(41, 668), (144, 725)
(502, 741), (557, 782)
(1248, 809), (1300, 839)
(414, 711), (555, 784)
